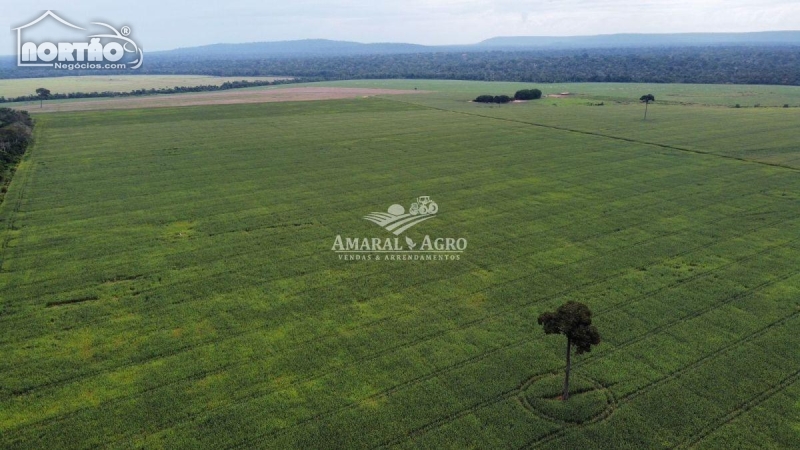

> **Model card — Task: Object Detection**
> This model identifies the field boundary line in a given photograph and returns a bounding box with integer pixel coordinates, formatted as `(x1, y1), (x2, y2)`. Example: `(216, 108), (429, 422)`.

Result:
(380, 97), (800, 173)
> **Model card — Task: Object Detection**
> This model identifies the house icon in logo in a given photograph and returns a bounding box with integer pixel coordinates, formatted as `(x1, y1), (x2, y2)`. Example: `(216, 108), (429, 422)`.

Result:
(12, 10), (144, 69)
(13, 11), (85, 67)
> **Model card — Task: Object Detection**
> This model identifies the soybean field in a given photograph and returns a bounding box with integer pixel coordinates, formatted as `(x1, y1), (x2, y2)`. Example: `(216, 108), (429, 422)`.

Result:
(0, 80), (798, 448)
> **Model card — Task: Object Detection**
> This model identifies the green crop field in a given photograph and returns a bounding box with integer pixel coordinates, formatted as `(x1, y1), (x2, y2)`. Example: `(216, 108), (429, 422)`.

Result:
(0, 75), (290, 98)
(296, 79), (800, 107)
(0, 80), (799, 449)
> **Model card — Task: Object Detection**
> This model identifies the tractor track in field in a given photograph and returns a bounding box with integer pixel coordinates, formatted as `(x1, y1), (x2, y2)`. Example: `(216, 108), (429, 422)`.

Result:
(621, 312), (800, 405)
(1, 159), (781, 349)
(674, 369), (800, 450)
(4, 207), (792, 442)
(0, 161), (722, 349)
(3, 103), (796, 442)
(382, 291), (800, 450)
(7, 96), (768, 284)
(4, 133), (771, 313)
(0, 161), (639, 296)
(569, 266), (800, 370)
(516, 373), (617, 427)
(0, 188), (740, 402)
(4, 198), (796, 445)
(2, 101), (799, 447)
(1, 158), (773, 364)
(228, 229), (800, 447)
(229, 230), (800, 449)
(387, 388), (523, 448)
(0, 146), (667, 297)
(0, 123), (42, 276)
(381, 97), (800, 173)
(520, 309), (800, 449)
(0, 91), (796, 442)
(536, 349), (800, 450)
(92, 219), (798, 448)
(103, 218), (753, 448)
(2, 132), (707, 290)
(8, 176), (782, 382)
(14, 121), (637, 216)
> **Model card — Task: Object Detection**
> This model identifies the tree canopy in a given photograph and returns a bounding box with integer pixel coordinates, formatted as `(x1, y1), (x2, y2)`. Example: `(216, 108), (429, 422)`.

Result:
(514, 89), (542, 100)
(5, 47), (800, 86)
(0, 108), (34, 192)
(640, 94), (655, 119)
(538, 301), (601, 354)
(538, 301), (601, 400)
(474, 95), (496, 103)
(473, 94), (512, 104)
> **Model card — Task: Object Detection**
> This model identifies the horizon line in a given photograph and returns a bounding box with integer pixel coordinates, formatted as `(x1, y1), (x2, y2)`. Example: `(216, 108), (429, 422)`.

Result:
(2, 29), (800, 57)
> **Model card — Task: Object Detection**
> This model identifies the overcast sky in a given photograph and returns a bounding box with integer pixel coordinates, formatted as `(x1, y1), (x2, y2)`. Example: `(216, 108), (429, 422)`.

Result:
(2, 0), (800, 52)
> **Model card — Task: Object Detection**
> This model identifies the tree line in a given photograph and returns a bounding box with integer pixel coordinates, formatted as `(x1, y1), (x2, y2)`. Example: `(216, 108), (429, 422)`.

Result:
(0, 79), (305, 104)
(0, 108), (34, 198)
(474, 89), (542, 104)
(4, 46), (798, 86)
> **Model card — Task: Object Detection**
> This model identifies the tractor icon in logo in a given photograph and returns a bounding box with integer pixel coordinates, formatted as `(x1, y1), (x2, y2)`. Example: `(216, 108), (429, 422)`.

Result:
(409, 196), (438, 216)
(364, 195), (439, 235)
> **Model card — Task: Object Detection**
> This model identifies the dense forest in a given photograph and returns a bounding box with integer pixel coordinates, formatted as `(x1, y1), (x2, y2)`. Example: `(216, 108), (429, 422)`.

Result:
(0, 108), (34, 199)
(2, 46), (800, 86)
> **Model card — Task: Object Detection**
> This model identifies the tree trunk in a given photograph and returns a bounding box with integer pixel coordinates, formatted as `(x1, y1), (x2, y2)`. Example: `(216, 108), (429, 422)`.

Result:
(563, 337), (571, 401)
(40, 99), (43, 108)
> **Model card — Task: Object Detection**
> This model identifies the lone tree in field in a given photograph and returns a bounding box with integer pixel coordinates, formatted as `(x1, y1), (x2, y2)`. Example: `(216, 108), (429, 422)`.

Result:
(514, 89), (543, 100)
(35, 88), (51, 108)
(640, 94), (655, 119)
(538, 301), (601, 401)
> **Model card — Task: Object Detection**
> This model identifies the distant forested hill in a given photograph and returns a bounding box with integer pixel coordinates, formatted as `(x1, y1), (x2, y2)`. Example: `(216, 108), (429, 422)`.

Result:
(478, 31), (800, 48)
(155, 39), (438, 58)
(2, 35), (800, 86)
(90, 47), (800, 86)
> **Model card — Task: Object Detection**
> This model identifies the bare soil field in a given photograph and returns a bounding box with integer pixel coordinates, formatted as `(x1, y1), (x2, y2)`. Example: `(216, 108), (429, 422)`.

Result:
(11, 87), (428, 113)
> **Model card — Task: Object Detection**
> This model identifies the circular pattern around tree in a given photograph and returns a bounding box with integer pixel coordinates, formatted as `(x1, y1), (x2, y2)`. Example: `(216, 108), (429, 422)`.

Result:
(518, 373), (615, 425)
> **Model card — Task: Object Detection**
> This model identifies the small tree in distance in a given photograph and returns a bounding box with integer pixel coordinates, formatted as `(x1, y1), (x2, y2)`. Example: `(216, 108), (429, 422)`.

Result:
(474, 94), (512, 104)
(35, 88), (51, 108)
(640, 94), (655, 120)
(538, 301), (601, 401)
(474, 95), (496, 103)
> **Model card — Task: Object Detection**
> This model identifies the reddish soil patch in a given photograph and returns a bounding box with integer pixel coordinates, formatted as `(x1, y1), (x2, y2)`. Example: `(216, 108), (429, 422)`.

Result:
(17, 87), (429, 113)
